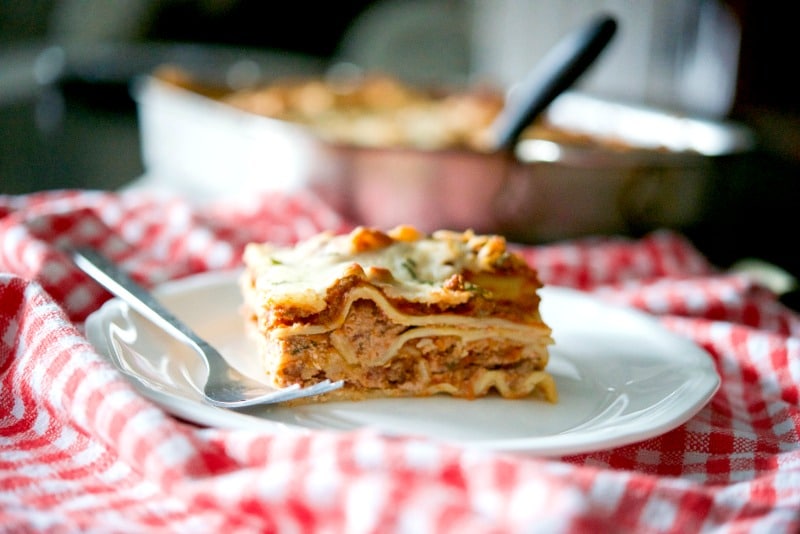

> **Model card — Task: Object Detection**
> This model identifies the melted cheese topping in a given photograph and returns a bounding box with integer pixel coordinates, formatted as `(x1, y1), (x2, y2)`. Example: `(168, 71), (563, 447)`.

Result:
(244, 226), (524, 313)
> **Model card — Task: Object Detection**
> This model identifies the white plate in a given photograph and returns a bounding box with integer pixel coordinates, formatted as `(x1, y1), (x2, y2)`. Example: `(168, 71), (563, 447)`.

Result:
(85, 271), (720, 456)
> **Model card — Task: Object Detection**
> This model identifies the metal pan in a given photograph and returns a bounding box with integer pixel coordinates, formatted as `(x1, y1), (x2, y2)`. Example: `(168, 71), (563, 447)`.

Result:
(136, 72), (753, 242)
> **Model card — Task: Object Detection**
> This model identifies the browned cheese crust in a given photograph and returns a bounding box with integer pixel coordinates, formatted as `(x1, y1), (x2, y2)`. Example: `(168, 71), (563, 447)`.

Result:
(240, 226), (555, 403)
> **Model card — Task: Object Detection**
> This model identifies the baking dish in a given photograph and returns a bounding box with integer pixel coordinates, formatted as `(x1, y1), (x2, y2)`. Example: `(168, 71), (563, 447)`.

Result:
(135, 72), (754, 242)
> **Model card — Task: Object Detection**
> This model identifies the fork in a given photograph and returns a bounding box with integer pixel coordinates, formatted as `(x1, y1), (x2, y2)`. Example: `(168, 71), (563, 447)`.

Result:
(71, 247), (344, 408)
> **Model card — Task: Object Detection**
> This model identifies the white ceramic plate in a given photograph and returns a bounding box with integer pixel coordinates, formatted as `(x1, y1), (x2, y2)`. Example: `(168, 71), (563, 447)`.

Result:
(85, 271), (720, 456)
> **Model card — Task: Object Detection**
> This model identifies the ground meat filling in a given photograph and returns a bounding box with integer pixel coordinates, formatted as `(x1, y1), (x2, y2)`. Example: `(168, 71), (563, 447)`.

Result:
(268, 298), (544, 397)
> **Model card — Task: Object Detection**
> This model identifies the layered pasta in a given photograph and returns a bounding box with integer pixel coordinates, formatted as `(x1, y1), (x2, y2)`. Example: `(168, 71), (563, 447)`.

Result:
(240, 226), (556, 402)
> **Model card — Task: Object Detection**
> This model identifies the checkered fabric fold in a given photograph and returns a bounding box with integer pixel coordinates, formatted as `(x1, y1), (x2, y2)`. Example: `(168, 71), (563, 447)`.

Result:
(1, 190), (798, 533)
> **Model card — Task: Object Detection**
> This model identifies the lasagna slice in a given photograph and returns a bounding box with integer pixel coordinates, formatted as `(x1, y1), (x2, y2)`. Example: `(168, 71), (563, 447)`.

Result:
(240, 225), (556, 402)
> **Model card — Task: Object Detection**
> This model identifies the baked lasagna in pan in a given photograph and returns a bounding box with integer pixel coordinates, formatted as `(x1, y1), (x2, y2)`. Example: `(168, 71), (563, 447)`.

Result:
(240, 226), (555, 402)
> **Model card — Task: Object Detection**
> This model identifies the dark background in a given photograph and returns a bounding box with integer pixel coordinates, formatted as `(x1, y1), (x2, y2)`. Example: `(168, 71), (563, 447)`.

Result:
(1, 1), (798, 302)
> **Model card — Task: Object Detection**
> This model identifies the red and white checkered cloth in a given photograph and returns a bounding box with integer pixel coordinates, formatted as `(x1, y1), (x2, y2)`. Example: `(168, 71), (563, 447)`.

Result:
(1, 189), (799, 533)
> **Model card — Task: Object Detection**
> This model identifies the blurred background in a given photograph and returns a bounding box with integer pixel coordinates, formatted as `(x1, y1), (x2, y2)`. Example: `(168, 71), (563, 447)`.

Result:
(1, 0), (798, 296)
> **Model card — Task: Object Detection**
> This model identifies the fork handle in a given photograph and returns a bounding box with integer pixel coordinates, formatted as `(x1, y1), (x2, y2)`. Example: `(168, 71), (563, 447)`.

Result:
(71, 247), (207, 350)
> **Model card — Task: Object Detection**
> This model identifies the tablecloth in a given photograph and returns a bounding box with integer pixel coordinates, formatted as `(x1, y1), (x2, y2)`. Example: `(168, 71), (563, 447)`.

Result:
(1, 189), (798, 533)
